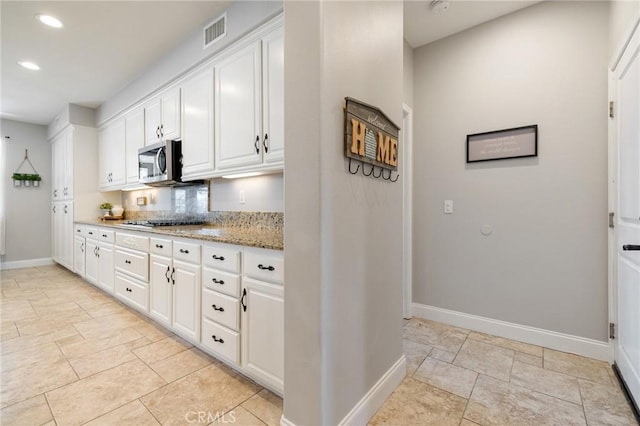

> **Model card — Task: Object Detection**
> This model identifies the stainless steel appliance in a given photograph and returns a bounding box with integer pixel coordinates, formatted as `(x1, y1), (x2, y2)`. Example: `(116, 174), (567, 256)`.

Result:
(138, 140), (182, 186)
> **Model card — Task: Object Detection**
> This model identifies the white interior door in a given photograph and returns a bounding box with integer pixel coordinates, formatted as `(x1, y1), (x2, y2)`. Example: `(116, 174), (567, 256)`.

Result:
(612, 19), (640, 409)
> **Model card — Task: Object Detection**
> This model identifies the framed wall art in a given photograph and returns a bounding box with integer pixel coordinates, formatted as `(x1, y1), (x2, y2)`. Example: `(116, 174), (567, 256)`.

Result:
(466, 125), (538, 163)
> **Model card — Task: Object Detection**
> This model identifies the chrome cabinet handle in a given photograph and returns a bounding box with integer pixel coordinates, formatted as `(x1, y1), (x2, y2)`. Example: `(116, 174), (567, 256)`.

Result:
(212, 278), (225, 285)
(241, 288), (247, 312)
(211, 335), (224, 344)
(211, 304), (224, 312)
(263, 133), (269, 153)
(165, 265), (171, 283)
(255, 135), (260, 154)
(179, 248), (189, 254)
(211, 255), (225, 261)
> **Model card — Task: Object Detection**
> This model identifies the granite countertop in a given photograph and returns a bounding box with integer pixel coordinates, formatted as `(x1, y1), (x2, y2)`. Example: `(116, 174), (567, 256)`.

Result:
(76, 220), (283, 251)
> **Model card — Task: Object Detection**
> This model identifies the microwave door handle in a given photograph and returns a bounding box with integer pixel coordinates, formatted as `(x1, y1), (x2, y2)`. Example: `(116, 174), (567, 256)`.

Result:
(155, 147), (163, 175)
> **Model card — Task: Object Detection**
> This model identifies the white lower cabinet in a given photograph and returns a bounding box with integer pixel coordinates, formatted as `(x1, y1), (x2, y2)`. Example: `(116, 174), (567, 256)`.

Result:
(84, 227), (115, 294)
(150, 254), (173, 328)
(115, 272), (149, 313)
(172, 259), (201, 342)
(241, 277), (284, 393)
(74, 235), (85, 277)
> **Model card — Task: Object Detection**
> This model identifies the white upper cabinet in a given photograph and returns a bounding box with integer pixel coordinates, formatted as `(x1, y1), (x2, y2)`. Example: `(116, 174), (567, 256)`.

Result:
(144, 87), (181, 145)
(214, 26), (284, 173)
(261, 26), (284, 165)
(181, 68), (215, 181)
(51, 129), (73, 200)
(98, 119), (126, 190)
(215, 41), (262, 170)
(125, 107), (145, 185)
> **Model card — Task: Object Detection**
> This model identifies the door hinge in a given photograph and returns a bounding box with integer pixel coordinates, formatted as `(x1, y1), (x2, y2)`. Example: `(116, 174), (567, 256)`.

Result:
(609, 101), (614, 118)
(610, 322), (615, 339)
(609, 212), (615, 229)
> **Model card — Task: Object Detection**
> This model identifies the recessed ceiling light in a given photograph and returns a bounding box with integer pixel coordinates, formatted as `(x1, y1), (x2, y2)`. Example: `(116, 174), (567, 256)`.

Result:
(36, 14), (63, 28)
(18, 61), (40, 71)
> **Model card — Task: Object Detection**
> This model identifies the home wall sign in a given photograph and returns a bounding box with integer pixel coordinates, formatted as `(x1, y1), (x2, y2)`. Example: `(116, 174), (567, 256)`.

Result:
(466, 125), (538, 163)
(344, 97), (400, 182)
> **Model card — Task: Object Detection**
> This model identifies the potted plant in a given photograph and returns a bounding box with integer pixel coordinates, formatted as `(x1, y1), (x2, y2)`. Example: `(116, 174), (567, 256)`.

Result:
(11, 173), (24, 187)
(25, 174), (41, 187)
(99, 202), (113, 216)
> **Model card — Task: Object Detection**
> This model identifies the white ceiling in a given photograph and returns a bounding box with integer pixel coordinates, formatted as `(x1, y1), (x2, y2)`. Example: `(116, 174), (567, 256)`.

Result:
(1, 1), (540, 126)
(404, 0), (541, 48)
(1, 1), (231, 125)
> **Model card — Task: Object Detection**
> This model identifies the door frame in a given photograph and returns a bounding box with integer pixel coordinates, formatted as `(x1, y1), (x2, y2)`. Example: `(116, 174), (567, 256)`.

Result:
(402, 104), (413, 319)
(608, 14), (640, 413)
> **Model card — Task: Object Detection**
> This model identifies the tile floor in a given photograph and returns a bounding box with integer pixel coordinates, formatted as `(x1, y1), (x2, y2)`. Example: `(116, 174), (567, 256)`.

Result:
(0, 265), (282, 426)
(370, 318), (639, 425)
(1, 265), (638, 425)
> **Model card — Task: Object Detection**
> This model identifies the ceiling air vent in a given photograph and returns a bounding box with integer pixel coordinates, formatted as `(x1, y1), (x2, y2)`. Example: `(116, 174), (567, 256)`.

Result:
(203, 13), (226, 49)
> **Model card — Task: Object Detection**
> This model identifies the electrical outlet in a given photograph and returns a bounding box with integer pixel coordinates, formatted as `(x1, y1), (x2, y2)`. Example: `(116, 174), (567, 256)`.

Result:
(239, 190), (245, 204)
(444, 200), (453, 214)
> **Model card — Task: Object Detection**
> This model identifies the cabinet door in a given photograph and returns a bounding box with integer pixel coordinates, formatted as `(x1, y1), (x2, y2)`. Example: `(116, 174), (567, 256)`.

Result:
(74, 236), (85, 277)
(150, 255), (172, 327)
(161, 87), (181, 141)
(85, 239), (99, 285)
(241, 277), (284, 393)
(52, 203), (62, 263)
(172, 260), (200, 342)
(144, 98), (162, 145)
(61, 203), (74, 270)
(98, 120), (126, 189)
(261, 27), (284, 165)
(181, 68), (214, 180)
(125, 108), (145, 185)
(215, 42), (262, 170)
(51, 133), (66, 200)
(63, 130), (74, 199)
(98, 243), (114, 294)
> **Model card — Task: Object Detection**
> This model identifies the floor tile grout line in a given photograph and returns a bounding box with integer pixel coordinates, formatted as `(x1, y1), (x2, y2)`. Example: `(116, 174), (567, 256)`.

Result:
(459, 372), (479, 426)
(138, 397), (164, 426)
(42, 388), (58, 426)
(577, 378), (590, 424)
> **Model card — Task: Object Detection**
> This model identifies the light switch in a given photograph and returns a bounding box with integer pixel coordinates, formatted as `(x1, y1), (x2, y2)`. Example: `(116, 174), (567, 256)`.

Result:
(444, 200), (453, 214)
(239, 190), (245, 204)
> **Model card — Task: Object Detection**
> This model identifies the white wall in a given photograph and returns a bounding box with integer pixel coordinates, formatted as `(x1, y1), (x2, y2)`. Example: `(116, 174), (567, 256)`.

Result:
(1, 119), (52, 264)
(609, 0), (640, 58)
(404, 39), (414, 109)
(210, 173), (283, 212)
(97, 1), (282, 125)
(412, 1), (609, 341)
(284, 2), (404, 424)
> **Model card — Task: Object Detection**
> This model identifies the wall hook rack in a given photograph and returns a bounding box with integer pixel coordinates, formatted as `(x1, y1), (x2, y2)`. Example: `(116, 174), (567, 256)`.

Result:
(12, 149), (42, 188)
(348, 158), (399, 183)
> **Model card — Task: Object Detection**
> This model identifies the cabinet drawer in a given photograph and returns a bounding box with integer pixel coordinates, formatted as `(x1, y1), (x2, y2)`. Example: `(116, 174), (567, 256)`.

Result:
(201, 318), (239, 365)
(115, 248), (149, 282)
(244, 248), (284, 284)
(173, 241), (201, 264)
(115, 273), (149, 313)
(86, 227), (99, 239)
(202, 268), (240, 298)
(203, 245), (240, 273)
(150, 237), (172, 257)
(116, 233), (149, 252)
(202, 288), (239, 331)
(74, 224), (85, 237)
(97, 229), (115, 243)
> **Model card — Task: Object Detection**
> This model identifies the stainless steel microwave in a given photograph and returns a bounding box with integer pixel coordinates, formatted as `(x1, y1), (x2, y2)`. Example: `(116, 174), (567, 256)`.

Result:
(138, 140), (182, 186)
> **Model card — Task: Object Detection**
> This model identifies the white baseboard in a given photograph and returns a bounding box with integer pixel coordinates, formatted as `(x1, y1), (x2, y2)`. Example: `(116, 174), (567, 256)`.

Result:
(280, 355), (406, 426)
(0, 258), (54, 270)
(412, 303), (613, 362)
(338, 354), (406, 426)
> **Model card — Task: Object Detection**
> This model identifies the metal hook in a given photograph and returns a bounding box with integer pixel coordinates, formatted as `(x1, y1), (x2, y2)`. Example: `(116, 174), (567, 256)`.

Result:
(348, 158), (360, 175)
(390, 171), (400, 182)
(362, 163), (374, 176)
(382, 169), (391, 180)
(372, 166), (382, 178)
